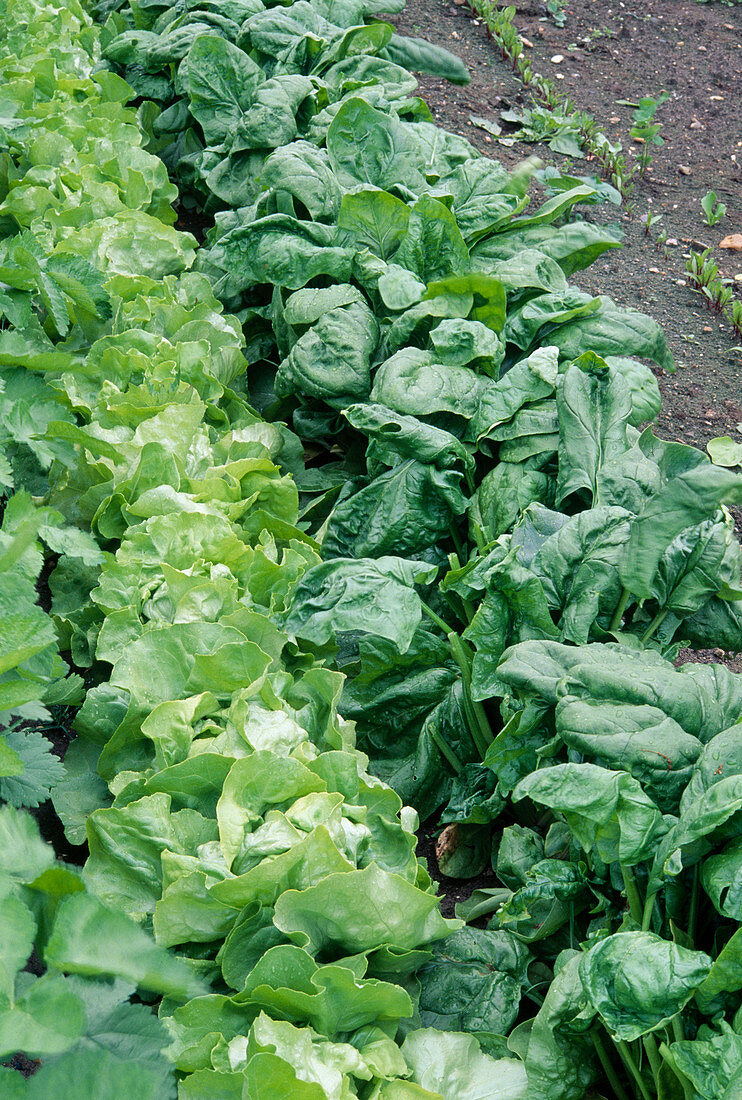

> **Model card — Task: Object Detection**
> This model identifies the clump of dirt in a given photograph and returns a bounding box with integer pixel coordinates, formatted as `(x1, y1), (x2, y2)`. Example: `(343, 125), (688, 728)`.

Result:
(385, 0), (742, 452)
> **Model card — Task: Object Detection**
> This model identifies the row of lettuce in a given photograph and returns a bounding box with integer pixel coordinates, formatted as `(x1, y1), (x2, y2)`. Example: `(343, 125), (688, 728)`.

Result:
(3, 0), (742, 1097)
(0, 1), (479, 1097)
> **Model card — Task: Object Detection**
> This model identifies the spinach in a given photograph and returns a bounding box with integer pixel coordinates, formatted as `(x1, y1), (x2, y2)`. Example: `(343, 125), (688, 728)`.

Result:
(4, 0), (742, 1094)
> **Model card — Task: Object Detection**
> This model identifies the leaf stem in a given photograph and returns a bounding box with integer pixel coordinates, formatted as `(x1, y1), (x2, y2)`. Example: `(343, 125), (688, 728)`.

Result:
(641, 888), (658, 932)
(446, 554), (477, 624)
(472, 699), (495, 748)
(472, 520), (487, 554)
(670, 1017), (684, 1044)
(420, 602), (494, 755)
(642, 1034), (661, 1081)
(591, 1030), (631, 1100)
(615, 1041), (652, 1100)
(687, 865), (699, 942)
(659, 1039), (694, 1100)
(448, 521), (466, 561)
(420, 600), (453, 635)
(448, 634), (490, 758)
(641, 607), (669, 645)
(621, 865), (643, 926)
(428, 726), (465, 775)
(610, 586), (632, 632)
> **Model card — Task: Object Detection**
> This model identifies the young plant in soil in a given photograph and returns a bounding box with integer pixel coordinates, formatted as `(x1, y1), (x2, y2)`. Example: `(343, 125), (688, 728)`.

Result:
(701, 190), (728, 226)
(686, 248), (735, 313)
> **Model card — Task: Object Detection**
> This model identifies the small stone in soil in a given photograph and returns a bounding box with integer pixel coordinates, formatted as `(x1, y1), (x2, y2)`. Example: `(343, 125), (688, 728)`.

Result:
(703, 326), (713, 333)
(678, 166), (692, 175)
(551, 54), (564, 62)
(666, 238), (679, 246)
(648, 267), (660, 274)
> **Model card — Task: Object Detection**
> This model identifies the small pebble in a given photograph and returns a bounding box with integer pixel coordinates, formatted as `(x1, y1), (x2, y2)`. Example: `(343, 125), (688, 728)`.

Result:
(676, 279), (686, 286)
(551, 54), (564, 62)
(702, 326), (713, 333)
(648, 267), (660, 274)
(678, 166), (692, 176)
(520, 36), (534, 47)
(666, 238), (679, 246)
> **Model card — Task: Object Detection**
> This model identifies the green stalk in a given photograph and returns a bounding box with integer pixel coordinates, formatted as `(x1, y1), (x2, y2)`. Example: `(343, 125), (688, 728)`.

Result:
(449, 634), (489, 759)
(420, 600), (453, 636)
(641, 607), (669, 645)
(591, 1030), (631, 1100)
(610, 586), (632, 632)
(659, 1040), (694, 1100)
(445, 554), (477, 624)
(687, 865), (699, 942)
(459, 594), (477, 625)
(449, 634), (494, 752)
(641, 888), (658, 932)
(621, 865), (643, 926)
(420, 602), (494, 755)
(448, 522), (466, 562)
(615, 1041), (653, 1100)
(428, 727), (465, 775)
(642, 1034), (662, 1081)
(441, 589), (466, 627)
(471, 520), (488, 554)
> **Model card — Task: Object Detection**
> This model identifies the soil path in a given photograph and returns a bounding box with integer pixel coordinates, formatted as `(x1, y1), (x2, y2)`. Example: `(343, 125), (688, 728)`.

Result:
(386, 0), (742, 452)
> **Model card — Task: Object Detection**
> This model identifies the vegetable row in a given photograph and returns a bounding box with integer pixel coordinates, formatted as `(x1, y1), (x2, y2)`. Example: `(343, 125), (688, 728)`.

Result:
(2, 0), (742, 1097)
(0, 1), (481, 1097)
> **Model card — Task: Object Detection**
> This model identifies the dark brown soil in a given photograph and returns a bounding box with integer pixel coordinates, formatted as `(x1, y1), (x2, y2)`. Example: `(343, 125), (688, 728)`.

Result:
(386, 0), (742, 454)
(417, 822), (495, 917)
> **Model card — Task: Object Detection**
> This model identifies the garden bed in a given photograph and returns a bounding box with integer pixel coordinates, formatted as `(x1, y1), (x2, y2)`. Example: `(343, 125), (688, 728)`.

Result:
(388, 0), (742, 451)
(2, 0), (742, 1096)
